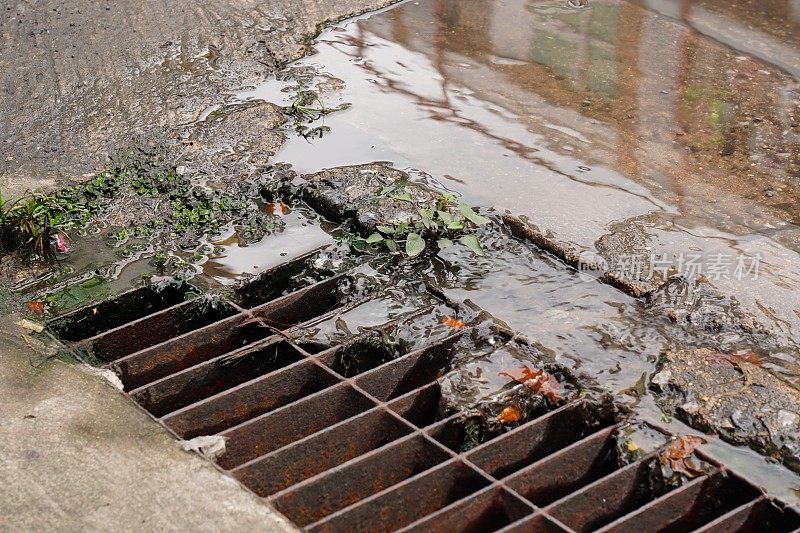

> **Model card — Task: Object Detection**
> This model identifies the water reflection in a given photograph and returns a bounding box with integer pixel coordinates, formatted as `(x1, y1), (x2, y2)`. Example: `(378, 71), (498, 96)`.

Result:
(239, 0), (800, 374)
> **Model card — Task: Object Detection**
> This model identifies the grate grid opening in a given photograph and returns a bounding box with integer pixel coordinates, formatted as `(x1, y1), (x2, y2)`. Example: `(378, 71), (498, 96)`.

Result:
(47, 269), (800, 533)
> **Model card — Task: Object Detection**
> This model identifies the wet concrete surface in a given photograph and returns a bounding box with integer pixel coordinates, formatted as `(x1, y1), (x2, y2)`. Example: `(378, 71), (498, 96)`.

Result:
(652, 347), (800, 473)
(0, 0), (399, 197)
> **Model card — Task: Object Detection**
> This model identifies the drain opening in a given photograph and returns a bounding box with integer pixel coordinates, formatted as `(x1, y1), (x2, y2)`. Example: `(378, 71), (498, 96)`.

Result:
(47, 270), (800, 532)
(47, 281), (198, 342)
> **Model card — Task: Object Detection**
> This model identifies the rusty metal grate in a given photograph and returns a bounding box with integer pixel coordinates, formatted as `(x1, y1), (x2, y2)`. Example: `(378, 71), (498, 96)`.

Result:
(48, 259), (800, 532)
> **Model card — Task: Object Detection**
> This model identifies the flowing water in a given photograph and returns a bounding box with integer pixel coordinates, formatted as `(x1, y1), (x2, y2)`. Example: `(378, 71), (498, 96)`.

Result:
(225, 0), (800, 388)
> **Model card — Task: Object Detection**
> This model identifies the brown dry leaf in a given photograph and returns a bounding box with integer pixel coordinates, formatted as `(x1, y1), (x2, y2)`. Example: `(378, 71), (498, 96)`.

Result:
(499, 366), (560, 402)
(440, 316), (465, 329)
(496, 405), (521, 423)
(533, 374), (560, 403)
(499, 366), (540, 383)
(660, 435), (706, 478)
(706, 351), (764, 367)
(25, 301), (44, 316)
(265, 202), (290, 216)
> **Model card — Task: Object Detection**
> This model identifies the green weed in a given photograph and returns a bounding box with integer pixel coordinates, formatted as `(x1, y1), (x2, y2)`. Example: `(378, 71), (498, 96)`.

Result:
(0, 191), (69, 258)
(362, 192), (490, 258)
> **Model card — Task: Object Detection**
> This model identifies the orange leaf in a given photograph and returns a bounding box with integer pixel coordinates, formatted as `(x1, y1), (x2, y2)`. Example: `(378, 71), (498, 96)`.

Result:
(265, 202), (290, 216)
(440, 316), (465, 329)
(659, 435), (706, 478)
(496, 405), (521, 423)
(498, 366), (541, 383)
(25, 301), (44, 315)
(499, 366), (560, 402)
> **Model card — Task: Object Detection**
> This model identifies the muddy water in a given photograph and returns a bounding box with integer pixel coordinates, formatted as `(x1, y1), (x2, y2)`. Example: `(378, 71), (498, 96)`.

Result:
(233, 0), (800, 383)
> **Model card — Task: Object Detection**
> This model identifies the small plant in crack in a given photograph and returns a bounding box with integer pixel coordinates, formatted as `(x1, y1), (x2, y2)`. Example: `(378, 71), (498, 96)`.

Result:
(0, 191), (71, 259)
(282, 84), (348, 140)
(363, 192), (491, 258)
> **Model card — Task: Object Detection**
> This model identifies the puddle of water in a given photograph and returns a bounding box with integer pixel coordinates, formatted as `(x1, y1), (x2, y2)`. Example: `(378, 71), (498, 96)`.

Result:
(202, 211), (333, 286)
(291, 291), (432, 345)
(236, 0), (800, 370)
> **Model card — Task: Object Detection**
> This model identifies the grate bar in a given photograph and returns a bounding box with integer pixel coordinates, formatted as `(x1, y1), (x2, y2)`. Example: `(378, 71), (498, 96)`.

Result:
(217, 383), (376, 469)
(693, 496), (800, 532)
(271, 434), (452, 527)
(596, 469), (761, 532)
(496, 513), (574, 533)
(504, 425), (619, 507)
(130, 338), (306, 416)
(353, 335), (460, 401)
(305, 459), (492, 533)
(545, 453), (675, 532)
(106, 275), (347, 389)
(386, 381), (444, 428)
(47, 283), (196, 342)
(231, 407), (412, 497)
(465, 400), (614, 479)
(395, 486), (534, 533)
(160, 358), (339, 438)
(83, 297), (237, 363)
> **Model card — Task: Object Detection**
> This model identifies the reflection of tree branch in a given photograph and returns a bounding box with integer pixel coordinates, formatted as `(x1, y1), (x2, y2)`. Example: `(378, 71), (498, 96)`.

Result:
(332, 32), (664, 210)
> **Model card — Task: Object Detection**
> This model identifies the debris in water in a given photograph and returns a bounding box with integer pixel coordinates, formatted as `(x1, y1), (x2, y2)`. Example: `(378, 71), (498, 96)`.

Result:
(265, 201), (290, 216)
(499, 366), (560, 403)
(440, 316), (465, 329)
(659, 435), (707, 479)
(567, 0), (589, 9)
(53, 232), (70, 253)
(496, 405), (521, 423)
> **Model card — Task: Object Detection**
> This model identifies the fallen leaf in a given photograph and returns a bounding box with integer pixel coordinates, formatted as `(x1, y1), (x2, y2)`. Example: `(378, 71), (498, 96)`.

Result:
(706, 351), (764, 367)
(659, 435), (707, 478)
(405, 232), (425, 258)
(626, 440), (640, 453)
(499, 366), (560, 402)
(534, 374), (560, 403)
(441, 316), (465, 329)
(499, 366), (540, 383)
(497, 405), (521, 423)
(25, 301), (44, 315)
(265, 202), (290, 216)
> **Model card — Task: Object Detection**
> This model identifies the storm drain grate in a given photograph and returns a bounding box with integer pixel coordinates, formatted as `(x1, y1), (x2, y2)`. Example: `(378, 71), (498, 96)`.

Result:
(48, 260), (800, 532)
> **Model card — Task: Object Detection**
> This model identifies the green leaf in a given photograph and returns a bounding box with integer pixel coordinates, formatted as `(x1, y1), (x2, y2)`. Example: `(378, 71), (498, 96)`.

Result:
(385, 238), (397, 252)
(459, 235), (485, 256)
(350, 239), (368, 252)
(437, 238), (454, 250)
(366, 233), (384, 244)
(458, 203), (490, 226)
(418, 208), (434, 229)
(391, 192), (413, 202)
(405, 232), (425, 257)
(437, 210), (454, 225)
(447, 220), (463, 230)
(376, 225), (395, 234)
